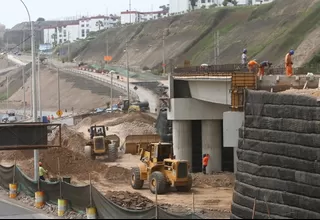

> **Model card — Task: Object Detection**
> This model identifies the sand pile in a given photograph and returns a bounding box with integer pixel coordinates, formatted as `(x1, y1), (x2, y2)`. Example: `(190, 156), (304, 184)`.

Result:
(192, 173), (235, 188)
(104, 166), (131, 184)
(105, 191), (154, 210)
(103, 113), (155, 127)
(280, 88), (320, 98)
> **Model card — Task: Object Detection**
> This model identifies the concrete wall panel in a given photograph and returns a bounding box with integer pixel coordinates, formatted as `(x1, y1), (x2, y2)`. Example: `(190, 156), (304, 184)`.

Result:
(168, 98), (229, 120)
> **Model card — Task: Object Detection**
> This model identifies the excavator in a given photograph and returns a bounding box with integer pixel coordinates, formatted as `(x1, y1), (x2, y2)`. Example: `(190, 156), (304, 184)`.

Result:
(130, 142), (192, 194)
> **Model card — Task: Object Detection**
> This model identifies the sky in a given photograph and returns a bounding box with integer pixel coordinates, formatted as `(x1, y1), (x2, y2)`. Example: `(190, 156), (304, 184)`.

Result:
(0, 0), (169, 28)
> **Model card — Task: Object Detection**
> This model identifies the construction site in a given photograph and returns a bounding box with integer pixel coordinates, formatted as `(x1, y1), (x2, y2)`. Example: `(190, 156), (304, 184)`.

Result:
(0, 0), (320, 219)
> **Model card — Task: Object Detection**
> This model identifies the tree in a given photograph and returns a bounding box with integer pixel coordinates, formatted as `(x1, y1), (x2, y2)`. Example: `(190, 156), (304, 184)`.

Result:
(248, 0), (252, 5)
(222, 0), (238, 6)
(189, 0), (198, 10)
(36, 17), (45, 22)
(96, 20), (104, 31)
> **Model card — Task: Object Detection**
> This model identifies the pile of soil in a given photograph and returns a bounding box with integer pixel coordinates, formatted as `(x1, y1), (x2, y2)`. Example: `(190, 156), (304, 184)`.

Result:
(103, 113), (156, 127)
(281, 88), (320, 98)
(105, 191), (154, 210)
(104, 166), (131, 184)
(54, 124), (88, 154)
(192, 173), (235, 188)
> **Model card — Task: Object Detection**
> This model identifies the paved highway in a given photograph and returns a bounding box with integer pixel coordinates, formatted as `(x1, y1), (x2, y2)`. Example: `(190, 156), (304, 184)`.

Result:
(0, 198), (51, 219)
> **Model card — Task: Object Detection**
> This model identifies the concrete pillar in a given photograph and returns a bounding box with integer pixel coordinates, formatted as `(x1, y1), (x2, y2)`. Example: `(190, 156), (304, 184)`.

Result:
(172, 120), (192, 166)
(201, 120), (222, 173)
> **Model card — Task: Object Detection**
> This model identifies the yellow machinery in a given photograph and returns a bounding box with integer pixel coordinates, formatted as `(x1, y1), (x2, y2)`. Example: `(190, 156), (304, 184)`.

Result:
(84, 125), (120, 162)
(124, 134), (161, 155)
(130, 142), (192, 194)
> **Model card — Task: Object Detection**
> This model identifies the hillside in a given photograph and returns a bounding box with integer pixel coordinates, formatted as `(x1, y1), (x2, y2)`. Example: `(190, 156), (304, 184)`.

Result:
(60, 0), (320, 70)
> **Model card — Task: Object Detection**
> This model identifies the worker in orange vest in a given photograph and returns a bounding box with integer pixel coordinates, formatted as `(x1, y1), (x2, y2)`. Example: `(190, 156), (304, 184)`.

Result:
(202, 154), (210, 174)
(258, 61), (272, 77)
(247, 59), (259, 73)
(285, 49), (294, 76)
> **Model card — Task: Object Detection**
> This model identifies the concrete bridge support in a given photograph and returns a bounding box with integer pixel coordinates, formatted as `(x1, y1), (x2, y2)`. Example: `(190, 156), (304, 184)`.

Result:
(172, 120), (192, 167)
(201, 120), (222, 173)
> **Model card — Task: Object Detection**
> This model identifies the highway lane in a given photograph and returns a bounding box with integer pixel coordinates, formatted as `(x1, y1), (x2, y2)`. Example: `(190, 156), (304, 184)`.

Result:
(0, 198), (51, 219)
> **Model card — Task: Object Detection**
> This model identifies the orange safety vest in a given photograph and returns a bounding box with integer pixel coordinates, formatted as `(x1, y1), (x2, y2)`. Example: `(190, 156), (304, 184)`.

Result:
(203, 156), (209, 166)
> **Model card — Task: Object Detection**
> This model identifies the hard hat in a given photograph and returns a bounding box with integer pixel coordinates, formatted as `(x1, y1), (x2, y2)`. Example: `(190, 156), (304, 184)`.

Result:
(289, 49), (294, 55)
(39, 162), (42, 166)
(243, 49), (247, 53)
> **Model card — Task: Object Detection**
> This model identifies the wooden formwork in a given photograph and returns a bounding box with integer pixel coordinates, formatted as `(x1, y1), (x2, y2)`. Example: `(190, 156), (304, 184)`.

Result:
(231, 72), (256, 112)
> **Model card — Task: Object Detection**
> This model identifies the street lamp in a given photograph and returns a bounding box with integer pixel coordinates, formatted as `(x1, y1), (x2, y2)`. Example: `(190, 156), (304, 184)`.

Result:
(20, 0), (38, 181)
(109, 70), (115, 112)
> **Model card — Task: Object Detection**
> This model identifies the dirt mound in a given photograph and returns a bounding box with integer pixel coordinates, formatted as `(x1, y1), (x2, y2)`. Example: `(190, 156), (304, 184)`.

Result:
(103, 113), (156, 127)
(104, 166), (131, 183)
(74, 117), (92, 130)
(192, 173), (235, 188)
(52, 124), (87, 154)
(280, 88), (320, 98)
(0, 150), (34, 161)
(105, 191), (154, 210)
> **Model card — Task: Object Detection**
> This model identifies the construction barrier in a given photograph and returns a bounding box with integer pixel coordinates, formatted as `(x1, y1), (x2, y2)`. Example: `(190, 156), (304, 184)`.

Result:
(35, 191), (45, 208)
(58, 198), (67, 216)
(9, 183), (17, 198)
(86, 207), (97, 219)
(0, 165), (203, 219)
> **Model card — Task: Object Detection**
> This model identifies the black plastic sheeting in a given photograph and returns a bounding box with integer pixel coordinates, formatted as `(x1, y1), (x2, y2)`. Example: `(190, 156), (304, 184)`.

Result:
(0, 165), (202, 219)
(231, 89), (320, 219)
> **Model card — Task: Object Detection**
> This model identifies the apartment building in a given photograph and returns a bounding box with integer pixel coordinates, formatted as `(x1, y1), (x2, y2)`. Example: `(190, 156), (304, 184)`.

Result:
(43, 15), (120, 45)
(120, 10), (168, 24)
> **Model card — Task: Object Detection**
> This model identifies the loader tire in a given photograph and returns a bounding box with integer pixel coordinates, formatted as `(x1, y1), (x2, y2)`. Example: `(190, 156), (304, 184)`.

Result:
(84, 145), (95, 160)
(149, 171), (167, 194)
(131, 167), (144, 189)
(108, 144), (118, 162)
(176, 174), (192, 192)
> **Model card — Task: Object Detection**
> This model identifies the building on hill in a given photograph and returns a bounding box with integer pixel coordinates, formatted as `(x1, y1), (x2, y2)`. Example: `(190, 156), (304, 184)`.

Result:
(42, 15), (120, 46)
(252, 0), (274, 4)
(120, 10), (169, 24)
(169, 0), (274, 14)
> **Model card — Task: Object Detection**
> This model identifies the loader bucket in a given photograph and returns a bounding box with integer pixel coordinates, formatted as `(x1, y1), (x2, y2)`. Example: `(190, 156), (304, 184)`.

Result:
(124, 134), (161, 155)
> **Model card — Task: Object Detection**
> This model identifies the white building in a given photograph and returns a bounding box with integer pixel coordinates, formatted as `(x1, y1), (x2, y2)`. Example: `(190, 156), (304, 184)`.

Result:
(43, 15), (120, 46)
(120, 10), (168, 24)
(169, 0), (250, 14)
(252, 0), (274, 5)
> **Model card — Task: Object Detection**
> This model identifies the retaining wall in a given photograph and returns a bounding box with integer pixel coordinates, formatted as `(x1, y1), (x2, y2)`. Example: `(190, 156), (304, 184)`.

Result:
(231, 90), (320, 219)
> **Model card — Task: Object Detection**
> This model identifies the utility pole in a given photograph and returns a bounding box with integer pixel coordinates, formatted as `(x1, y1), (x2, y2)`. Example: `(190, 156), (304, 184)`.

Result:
(162, 31), (166, 75)
(6, 75), (8, 111)
(68, 32), (71, 62)
(129, 0), (132, 23)
(110, 70), (114, 113)
(23, 30), (25, 52)
(22, 67), (26, 119)
(57, 68), (61, 116)
(37, 51), (42, 118)
(126, 39), (130, 104)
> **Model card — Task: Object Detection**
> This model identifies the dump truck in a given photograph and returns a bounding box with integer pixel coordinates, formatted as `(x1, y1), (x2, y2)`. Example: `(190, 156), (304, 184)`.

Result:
(124, 134), (161, 155)
(130, 142), (192, 194)
(84, 125), (120, 162)
(121, 99), (150, 113)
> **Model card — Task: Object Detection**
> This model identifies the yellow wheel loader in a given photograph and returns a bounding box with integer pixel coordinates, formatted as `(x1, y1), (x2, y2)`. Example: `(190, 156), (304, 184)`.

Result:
(130, 142), (192, 194)
(84, 125), (120, 162)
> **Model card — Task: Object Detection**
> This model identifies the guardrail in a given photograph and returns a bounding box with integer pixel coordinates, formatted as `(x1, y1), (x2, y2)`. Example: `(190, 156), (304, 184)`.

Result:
(62, 68), (139, 100)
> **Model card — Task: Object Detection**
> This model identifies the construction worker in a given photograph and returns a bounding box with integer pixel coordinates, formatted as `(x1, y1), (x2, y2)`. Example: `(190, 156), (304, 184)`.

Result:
(39, 162), (48, 181)
(247, 59), (259, 72)
(285, 49), (294, 76)
(258, 61), (272, 77)
(202, 154), (210, 174)
(241, 49), (248, 65)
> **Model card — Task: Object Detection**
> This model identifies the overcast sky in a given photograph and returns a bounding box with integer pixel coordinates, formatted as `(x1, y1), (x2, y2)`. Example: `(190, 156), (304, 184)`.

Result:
(0, 0), (169, 28)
